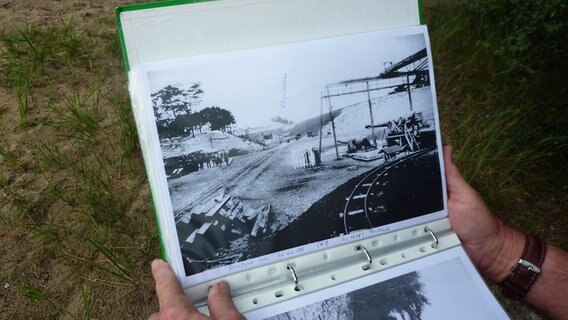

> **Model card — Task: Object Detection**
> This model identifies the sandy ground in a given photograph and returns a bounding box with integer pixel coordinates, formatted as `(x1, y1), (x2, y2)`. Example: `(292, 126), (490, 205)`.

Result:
(1, 1), (118, 31)
(169, 135), (379, 220)
(0, 0), (157, 319)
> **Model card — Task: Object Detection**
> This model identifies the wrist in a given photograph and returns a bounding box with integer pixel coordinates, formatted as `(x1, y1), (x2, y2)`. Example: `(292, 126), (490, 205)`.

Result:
(500, 235), (547, 300)
(478, 222), (526, 283)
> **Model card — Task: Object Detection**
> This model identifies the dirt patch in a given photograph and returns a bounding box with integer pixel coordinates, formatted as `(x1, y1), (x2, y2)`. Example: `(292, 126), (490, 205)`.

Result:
(0, 0), (159, 319)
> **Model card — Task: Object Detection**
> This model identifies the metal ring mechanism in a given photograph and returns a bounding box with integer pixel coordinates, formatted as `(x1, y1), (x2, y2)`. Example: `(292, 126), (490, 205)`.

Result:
(356, 245), (373, 264)
(287, 264), (298, 284)
(424, 226), (439, 248)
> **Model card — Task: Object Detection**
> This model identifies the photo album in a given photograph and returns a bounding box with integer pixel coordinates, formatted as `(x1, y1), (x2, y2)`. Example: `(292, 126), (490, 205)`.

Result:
(117, 0), (510, 318)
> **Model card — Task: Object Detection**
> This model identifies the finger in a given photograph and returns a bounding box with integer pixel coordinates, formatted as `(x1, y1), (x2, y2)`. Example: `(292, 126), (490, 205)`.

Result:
(152, 259), (197, 312)
(442, 146), (474, 195)
(442, 145), (453, 166)
(208, 281), (245, 320)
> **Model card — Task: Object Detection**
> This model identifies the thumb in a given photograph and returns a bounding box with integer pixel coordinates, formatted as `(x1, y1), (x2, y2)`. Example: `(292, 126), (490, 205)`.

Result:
(152, 259), (196, 312)
(207, 281), (245, 320)
(443, 145), (475, 196)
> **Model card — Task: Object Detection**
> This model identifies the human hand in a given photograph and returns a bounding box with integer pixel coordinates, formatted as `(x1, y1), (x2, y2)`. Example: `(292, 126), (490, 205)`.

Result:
(443, 146), (524, 283)
(149, 259), (245, 320)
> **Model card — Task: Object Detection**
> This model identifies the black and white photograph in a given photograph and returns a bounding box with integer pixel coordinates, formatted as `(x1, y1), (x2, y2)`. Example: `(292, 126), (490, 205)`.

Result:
(265, 272), (428, 320)
(144, 27), (445, 277)
(252, 248), (509, 320)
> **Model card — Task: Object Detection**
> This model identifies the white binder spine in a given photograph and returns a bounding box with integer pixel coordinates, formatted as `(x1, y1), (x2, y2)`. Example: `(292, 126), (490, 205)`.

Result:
(190, 218), (460, 314)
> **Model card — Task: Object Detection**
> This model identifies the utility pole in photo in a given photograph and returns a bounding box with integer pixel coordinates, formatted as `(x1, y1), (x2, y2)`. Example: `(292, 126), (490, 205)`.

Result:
(326, 86), (340, 160)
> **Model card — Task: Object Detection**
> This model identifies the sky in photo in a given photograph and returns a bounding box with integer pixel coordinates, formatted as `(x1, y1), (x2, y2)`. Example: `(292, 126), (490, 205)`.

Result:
(147, 29), (428, 128)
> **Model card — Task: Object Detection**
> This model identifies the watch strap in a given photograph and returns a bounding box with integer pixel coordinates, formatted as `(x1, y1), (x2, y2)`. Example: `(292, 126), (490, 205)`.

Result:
(501, 234), (547, 300)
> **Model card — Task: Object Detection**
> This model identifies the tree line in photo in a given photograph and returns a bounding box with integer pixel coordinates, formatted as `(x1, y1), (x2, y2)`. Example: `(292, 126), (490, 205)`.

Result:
(151, 83), (236, 139)
(268, 271), (429, 320)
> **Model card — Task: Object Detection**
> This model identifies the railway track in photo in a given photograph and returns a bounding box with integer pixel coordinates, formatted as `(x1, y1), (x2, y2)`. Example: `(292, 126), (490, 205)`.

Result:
(174, 143), (292, 221)
(174, 150), (274, 220)
(342, 148), (432, 234)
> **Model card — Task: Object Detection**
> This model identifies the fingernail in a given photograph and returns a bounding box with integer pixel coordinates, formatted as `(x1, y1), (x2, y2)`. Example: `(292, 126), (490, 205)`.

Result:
(217, 281), (230, 294)
(151, 259), (161, 270)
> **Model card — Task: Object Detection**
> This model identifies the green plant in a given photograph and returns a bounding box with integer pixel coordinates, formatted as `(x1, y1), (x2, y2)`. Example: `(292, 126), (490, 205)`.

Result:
(428, 0), (567, 194)
(426, 4), (566, 317)
(468, 0), (568, 75)
(22, 283), (47, 301)
(80, 283), (94, 319)
(107, 92), (139, 156)
(0, 22), (92, 131)
(60, 19), (93, 70)
(0, 21), (93, 84)
(14, 76), (32, 127)
(0, 24), (57, 89)
(449, 100), (561, 202)
(86, 238), (136, 286)
(28, 224), (60, 242)
(51, 85), (102, 148)
(38, 142), (72, 169)
(77, 155), (124, 227)
(0, 14), (156, 320)
(0, 144), (22, 169)
(0, 171), (9, 189)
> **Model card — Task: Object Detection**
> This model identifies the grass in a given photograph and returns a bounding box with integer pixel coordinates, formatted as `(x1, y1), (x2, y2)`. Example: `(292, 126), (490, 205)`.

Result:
(80, 283), (94, 319)
(0, 21), (92, 79)
(0, 12), (158, 320)
(0, 1), (565, 319)
(426, 2), (567, 317)
(51, 86), (102, 148)
(0, 144), (22, 169)
(38, 142), (72, 169)
(427, 1), (567, 206)
(14, 76), (32, 127)
(86, 237), (136, 285)
(0, 21), (92, 129)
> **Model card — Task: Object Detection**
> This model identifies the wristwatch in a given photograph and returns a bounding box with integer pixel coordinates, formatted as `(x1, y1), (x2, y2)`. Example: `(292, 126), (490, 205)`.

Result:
(501, 234), (547, 300)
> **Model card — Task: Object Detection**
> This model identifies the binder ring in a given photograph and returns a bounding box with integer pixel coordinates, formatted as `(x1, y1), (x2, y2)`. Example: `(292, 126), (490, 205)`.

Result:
(424, 226), (439, 248)
(287, 264), (298, 284)
(356, 245), (373, 264)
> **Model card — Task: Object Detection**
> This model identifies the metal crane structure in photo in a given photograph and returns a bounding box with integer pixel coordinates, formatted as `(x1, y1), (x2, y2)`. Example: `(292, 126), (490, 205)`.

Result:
(319, 48), (430, 159)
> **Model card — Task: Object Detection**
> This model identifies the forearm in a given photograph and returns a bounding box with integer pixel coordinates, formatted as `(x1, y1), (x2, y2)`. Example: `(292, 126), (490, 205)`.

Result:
(476, 222), (525, 284)
(478, 226), (568, 319)
(523, 245), (568, 320)
(443, 147), (568, 318)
